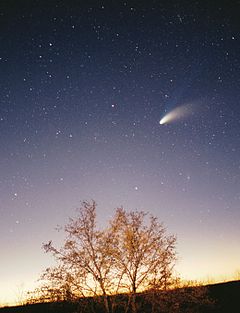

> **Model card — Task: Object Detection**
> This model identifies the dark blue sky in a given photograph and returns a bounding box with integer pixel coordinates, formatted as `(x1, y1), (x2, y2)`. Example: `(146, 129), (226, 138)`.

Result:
(0, 0), (240, 305)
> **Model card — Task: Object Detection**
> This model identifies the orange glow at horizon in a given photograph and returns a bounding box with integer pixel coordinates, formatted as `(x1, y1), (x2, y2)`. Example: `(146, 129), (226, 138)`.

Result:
(0, 263), (239, 307)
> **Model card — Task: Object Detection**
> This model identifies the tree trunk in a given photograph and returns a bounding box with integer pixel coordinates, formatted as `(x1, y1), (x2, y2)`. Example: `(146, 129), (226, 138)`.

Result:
(103, 294), (112, 313)
(131, 284), (137, 313)
(132, 293), (136, 313)
(124, 293), (132, 313)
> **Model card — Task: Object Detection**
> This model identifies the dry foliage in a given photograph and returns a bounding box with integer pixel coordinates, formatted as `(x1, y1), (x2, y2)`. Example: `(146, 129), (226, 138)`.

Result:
(28, 200), (212, 313)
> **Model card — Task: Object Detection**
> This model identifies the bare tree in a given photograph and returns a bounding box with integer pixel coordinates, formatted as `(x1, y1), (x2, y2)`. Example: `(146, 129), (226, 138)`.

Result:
(38, 201), (177, 313)
(42, 200), (121, 313)
(110, 208), (177, 313)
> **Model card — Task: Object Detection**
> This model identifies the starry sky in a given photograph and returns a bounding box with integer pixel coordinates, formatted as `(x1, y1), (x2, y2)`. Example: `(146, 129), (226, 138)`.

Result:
(1, 0), (240, 306)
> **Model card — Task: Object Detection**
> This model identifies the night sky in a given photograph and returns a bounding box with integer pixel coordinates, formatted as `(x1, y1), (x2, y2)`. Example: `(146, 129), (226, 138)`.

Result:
(1, 0), (240, 305)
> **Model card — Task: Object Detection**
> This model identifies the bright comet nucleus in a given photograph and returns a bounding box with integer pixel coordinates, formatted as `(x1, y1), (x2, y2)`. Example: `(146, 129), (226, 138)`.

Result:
(159, 104), (192, 125)
(159, 114), (171, 125)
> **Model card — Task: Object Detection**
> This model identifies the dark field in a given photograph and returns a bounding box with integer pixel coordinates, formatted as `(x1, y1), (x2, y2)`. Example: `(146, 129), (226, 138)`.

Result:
(1, 280), (239, 313)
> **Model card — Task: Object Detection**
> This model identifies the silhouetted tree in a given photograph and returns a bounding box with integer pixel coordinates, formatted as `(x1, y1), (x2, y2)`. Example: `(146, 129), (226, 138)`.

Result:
(110, 208), (176, 313)
(36, 200), (183, 313)
(42, 200), (120, 313)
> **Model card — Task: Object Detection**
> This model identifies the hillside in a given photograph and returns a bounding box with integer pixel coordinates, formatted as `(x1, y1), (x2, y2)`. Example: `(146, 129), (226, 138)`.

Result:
(0, 280), (239, 313)
(206, 280), (240, 313)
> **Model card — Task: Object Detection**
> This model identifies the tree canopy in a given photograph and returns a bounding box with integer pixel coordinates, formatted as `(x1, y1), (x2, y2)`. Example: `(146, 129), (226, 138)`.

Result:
(29, 201), (211, 313)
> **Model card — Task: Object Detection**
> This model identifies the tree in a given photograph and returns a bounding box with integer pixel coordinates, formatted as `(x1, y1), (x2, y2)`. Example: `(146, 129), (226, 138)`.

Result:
(38, 200), (177, 313)
(42, 200), (119, 313)
(110, 208), (177, 313)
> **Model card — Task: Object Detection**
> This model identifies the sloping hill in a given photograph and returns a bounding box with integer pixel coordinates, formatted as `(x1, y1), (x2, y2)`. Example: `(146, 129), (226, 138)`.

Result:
(0, 280), (239, 313)
(206, 280), (240, 313)
(0, 302), (75, 313)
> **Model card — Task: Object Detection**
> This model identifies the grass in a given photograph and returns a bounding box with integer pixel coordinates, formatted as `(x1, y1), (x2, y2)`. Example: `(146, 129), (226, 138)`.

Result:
(0, 280), (239, 313)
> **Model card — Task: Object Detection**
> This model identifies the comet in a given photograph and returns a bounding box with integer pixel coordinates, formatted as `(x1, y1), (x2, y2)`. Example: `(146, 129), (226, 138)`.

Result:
(159, 104), (192, 125)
